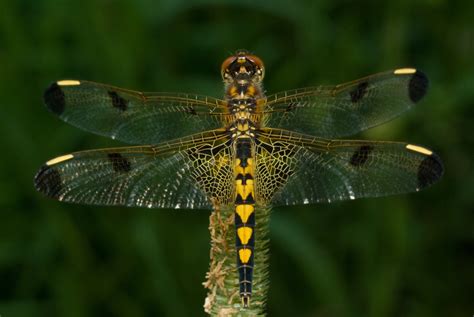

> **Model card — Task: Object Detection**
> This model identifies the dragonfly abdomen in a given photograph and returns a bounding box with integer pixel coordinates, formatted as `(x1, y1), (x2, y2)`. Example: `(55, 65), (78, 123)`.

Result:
(234, 137), (256, 307)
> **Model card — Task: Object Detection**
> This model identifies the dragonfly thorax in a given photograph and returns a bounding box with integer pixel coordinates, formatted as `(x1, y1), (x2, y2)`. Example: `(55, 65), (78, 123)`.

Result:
(227, 95), (258, 139)
(229, 118), (256, 139)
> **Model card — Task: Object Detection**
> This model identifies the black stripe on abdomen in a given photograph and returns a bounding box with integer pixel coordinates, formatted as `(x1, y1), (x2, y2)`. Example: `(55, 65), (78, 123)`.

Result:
(234, 138), (255, 307)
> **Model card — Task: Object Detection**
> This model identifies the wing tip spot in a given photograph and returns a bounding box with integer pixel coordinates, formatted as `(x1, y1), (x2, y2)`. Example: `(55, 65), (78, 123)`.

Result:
(409, 70), (429, 103)
(57, 80), (81, 86)
(406, 144), (433, 156)
(34, 165), (63, 199)
(418, 154), (444, 188)
(394, 68), (416, 75)
(46, 154), (74, 166)
(393, 68), (428, 102)
(44, 82), (66, 115)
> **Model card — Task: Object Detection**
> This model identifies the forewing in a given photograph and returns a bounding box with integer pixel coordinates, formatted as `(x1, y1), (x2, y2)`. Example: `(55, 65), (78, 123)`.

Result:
(43, 80), (230, 144)
(263, 69), (429, 138)
(254, 129), (443, 206)
(34, 131), (234, 209)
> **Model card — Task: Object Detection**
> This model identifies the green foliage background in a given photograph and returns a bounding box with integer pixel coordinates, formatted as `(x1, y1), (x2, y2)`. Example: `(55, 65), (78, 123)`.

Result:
(0, 0), (473, 316)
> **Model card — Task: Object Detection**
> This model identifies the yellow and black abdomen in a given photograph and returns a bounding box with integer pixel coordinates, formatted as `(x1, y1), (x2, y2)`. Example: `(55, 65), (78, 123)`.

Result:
(234, 137), (256, 307)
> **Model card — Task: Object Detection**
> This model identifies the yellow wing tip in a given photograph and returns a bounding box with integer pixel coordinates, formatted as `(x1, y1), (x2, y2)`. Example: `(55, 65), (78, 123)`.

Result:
(394, 68), (417, 75)
(406, 144), (432, 155)
(57, 80), (81, 86)
(46, 154), (74, 166)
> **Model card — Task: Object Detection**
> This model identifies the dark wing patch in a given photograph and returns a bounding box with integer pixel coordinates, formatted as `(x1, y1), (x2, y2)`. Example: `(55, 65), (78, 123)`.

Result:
(417, 154), (444, 188)
(44, 83), (65, 115)
(42, 80), (228, 145)
(33, 131), (233, 209)
(349, 145), (374, 166)
(185, 106), (197, 115)
(408, 71), (429, 103)
(107, 153), (132, 172)
(258, 129), (444, 206)
(34, 165), (63, 199)
(286, 102), (298, 112)
(108, 91), (128, 111)
(263, 69), (430, 138)
(350, 82), (369, 103)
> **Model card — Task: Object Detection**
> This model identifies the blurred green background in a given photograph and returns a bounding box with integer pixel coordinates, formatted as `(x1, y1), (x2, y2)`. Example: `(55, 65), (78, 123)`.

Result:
(1, 0), (473, 316)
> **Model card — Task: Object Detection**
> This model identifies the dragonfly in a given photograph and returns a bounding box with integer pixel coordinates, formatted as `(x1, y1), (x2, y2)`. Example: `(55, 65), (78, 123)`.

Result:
(34, 50), (443, 308)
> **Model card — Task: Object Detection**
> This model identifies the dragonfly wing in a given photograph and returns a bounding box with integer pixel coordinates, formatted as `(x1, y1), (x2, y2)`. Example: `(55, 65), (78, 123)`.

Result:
(34, 131), (234, 209)
(254, 129), (443, 206)
(44, 80), (229, 144)
(263, 69), (428, 138)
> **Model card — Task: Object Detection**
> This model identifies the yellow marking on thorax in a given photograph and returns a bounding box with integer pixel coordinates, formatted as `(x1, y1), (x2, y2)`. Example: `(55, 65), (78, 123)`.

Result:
(239, 249), (252, 264)
(228, 83), (255, 100)
(406, 144), (432, 155)
(236, 111), (250, 121)
(237, 122), (249, 131)
(236, 205), (254, 223)
(228, 85), (238, 98)
(46, 154), (74, 166)
(246, 85), (256, 96)
(237, 227), (253, 245)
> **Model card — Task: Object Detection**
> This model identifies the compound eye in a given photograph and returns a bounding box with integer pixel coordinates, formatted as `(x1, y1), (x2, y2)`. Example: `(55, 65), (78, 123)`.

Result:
(245, 55), (264, 69)
(245, 55), (265, 79)
(221, 56), (237, 77)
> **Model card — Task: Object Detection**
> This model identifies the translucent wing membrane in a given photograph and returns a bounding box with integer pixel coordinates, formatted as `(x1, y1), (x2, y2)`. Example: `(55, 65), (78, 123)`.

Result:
(44, 80), (230, 144)
(263, 69), (428, 138)
(37, 69), (442, 210)
(36, 65), (443, 309)
(34, 131), (234, 209)
(254, 129), (443, 206)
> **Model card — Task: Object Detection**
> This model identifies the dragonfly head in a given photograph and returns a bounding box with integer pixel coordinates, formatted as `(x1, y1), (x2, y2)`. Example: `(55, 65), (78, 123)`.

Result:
(221, 50), (265, 83)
